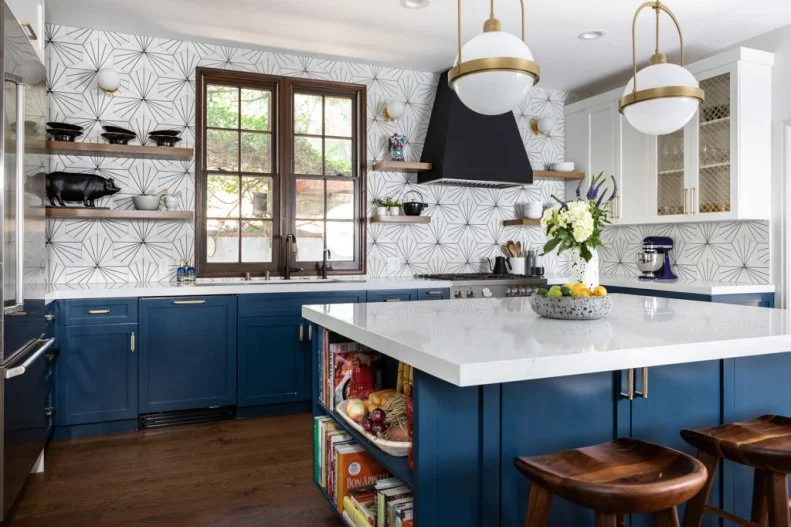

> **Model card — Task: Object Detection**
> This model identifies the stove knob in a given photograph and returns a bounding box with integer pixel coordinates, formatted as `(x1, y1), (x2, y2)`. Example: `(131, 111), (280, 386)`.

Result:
(481, 287), (493, 298)
(526, 287), (536, 297)
(466, 288), (474, 298)
(453, 290), (462, 299)
(505, 287), (512, 297)
(519, 286), (527, 297)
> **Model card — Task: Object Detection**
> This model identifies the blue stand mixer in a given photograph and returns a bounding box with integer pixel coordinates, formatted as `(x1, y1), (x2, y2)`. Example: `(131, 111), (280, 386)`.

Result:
(637, 236), (678, 280)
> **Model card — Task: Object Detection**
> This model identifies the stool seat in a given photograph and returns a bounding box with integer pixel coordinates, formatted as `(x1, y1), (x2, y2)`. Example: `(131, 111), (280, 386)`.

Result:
(514, 438), (708, 515)
(681, 415), (791, 473)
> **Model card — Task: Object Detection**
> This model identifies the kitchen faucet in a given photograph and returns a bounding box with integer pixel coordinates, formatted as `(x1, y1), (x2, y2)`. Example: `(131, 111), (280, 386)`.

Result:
(284, 234), (302, 279)
(319, 248), (332, 279)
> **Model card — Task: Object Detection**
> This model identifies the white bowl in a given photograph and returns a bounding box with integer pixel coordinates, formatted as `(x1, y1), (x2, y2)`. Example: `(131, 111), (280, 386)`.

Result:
(551, 162), (575, 172)
(132, 194), (161, 210)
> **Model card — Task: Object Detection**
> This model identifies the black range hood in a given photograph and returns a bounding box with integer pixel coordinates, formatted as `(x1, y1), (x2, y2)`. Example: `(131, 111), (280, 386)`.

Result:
(418, 70), (533, 189)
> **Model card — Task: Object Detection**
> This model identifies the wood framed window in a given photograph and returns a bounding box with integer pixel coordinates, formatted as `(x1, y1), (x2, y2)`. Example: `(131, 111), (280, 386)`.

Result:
(195, 68), (366, 277)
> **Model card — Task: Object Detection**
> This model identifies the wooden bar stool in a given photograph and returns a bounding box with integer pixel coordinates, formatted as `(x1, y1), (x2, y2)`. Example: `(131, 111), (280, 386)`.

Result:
(514, 438), (708, 527)
(681, 414), (791, 527)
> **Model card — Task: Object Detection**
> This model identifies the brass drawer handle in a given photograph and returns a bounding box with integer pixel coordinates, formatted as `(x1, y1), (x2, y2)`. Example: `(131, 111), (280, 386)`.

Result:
(619, 369), (635, 401)
(308, 324), (313, 341)
(425, 291), (445, 296)
(87, 309), (110, 315)
(634, 367), (649, 399)
(130, 332), (135, 353)
(22, 23), (38, 41)
(172, 300), (206, 305)
(44, 406), (55, 417)
(299, 324), (304, 342)
(384, 298), (402, 302)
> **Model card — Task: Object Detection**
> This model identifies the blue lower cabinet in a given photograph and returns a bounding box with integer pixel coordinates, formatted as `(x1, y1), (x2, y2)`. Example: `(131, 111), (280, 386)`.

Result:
(138, 296), (237, 414)
(55, 323), (137, 425)
(417, 287), (450, 300)
(366, 289), (417, 303)
(605, 286), (775, 307)
(238, 315), (307, 407)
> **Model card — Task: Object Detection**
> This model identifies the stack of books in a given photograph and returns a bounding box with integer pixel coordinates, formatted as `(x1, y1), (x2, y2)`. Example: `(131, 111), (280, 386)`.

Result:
(319, 330), (383, 411)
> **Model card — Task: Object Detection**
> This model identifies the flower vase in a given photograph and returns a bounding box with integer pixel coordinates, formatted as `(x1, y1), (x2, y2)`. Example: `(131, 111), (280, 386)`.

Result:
(570, 247), (599, 289)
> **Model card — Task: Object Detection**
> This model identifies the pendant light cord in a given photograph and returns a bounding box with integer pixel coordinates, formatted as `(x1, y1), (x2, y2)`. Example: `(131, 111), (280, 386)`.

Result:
(655, 1), (660, 56)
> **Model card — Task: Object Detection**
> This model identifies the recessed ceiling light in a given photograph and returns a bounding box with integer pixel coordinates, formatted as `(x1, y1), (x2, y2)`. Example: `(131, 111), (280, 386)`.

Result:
(401, 0), (430, 8)
(578, 29), (607, 40)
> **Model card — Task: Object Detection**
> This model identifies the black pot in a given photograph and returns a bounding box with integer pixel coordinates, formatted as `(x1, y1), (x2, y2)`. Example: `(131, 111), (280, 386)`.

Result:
(403, 201), (427, 216)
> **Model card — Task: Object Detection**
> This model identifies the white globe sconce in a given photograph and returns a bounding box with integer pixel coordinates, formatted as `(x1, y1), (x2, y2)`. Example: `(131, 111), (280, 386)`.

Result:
(97, 67), (121, 94)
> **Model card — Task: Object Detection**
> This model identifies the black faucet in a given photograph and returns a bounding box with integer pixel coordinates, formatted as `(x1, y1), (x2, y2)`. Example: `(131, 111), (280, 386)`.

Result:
(319, 248), (332, 279)
(284, 234), (302, 279)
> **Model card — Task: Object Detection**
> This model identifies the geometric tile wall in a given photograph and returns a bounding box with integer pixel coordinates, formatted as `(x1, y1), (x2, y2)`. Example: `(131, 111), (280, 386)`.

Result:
(44, 24), (770, 284)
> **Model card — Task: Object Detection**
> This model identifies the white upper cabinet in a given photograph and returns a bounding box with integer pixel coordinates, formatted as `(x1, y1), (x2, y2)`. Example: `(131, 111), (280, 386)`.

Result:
(7, 0), (45, 63)
(564, 47), (774, 224)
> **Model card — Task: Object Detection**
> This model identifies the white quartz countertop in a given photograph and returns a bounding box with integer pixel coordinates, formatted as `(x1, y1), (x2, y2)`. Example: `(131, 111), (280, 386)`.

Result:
(302, 294), (791, 387)
(43, 277), (453, 301)
(546, 275), (775, 296)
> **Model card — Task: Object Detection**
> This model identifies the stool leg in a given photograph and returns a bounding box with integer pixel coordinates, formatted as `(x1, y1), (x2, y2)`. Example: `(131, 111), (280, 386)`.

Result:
(752, 469), (769, 525)
(617, 514), (626, 527)
(682, 450), (719, 527)
(765, 472), (790, 527)
(523, 483), (552, 527)
(595, 513), (619, 527)
(653, 507), (680, 527)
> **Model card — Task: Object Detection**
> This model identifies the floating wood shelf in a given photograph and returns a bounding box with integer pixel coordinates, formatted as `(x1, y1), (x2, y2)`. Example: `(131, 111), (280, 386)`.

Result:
(371, 160), (432, 172)
(503, 218), (541, 227)
(46, 141), (194, 160)
(533, 170), (585, 180)
(370, 215), (430, 224)
(45, 208), (193, 221)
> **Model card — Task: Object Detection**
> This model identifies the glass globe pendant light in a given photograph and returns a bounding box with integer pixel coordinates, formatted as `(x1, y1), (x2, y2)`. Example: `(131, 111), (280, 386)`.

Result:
(448, 0), (540, 115)
(619, 1), (704, 135)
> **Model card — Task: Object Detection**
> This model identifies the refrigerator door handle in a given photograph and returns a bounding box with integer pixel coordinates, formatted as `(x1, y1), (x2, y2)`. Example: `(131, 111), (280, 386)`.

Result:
(4, 338), (55, 379)
(4, 83), (24, 316)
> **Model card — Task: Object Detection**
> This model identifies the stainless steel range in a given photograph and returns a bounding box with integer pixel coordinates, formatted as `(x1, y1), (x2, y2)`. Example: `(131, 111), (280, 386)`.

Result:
(417, 274), (548, 299)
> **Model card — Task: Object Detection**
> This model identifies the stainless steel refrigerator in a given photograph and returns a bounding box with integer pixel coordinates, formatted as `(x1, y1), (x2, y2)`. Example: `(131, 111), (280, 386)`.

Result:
(0, 2), (51, 521)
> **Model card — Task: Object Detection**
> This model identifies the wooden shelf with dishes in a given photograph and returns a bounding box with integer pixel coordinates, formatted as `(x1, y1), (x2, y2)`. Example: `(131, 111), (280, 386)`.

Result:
(370, 215), (430, 224)
(503, 218), (541, 227)
(46, 141), (194, 160)
(370, 160), (432, 172)
(45, 208), (193, 221)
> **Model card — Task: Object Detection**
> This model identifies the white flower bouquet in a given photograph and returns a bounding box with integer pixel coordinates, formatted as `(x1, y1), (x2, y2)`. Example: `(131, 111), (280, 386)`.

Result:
(540, 172), (616, 261)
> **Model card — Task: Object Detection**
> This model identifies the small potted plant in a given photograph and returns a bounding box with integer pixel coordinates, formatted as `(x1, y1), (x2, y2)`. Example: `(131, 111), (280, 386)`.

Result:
(386, 197), (402, 216)
(373, 198), (389, 218)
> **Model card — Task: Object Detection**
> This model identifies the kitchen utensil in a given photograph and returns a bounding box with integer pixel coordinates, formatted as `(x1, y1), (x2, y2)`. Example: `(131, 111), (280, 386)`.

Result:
(163, 196), (179, 211)
(526, 249), (536, 270)
(515, 241), (522, 257)
(637, 236), (677, 280)
(530, 267), (545, 277)
(525, 201), (543, 219)
(510, 257), (526, 276)
(402, 191), (428, 216)
(101, 132), (136, 145)
(132, 194), (161, 210)
(530, 295), (613, 320)
(506, 241), (519, 258)
(488, 256), (511, 275)
(550, 161), (575, 172)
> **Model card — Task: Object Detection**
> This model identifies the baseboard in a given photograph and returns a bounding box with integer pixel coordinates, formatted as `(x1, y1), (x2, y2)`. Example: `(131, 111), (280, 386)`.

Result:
(52, 419), (139, 440)
(236, 401), (311, 419)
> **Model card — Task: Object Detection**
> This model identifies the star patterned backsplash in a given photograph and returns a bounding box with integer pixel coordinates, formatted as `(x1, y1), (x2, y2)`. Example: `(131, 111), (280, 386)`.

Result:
(43, 24), (769, 285)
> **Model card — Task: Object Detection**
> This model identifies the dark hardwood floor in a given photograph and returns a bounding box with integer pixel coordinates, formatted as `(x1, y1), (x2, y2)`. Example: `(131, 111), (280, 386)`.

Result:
(9, 413), (343, 526)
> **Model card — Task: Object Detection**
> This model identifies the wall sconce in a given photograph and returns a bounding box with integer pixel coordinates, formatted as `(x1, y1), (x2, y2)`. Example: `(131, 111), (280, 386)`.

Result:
(96, 67), (121, 94)
(383, 100), (406, 122)
(530, 116), (555, 136)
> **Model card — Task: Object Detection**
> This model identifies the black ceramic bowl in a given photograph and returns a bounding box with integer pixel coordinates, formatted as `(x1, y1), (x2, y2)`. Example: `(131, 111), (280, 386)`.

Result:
(149, 136), (183, 147)
(102, 125), (135, 135)
(101, 132), (136, 145)
(148, 129), (181, 137)
(47, 128), (83, 142)
(46, 122), (83, 132)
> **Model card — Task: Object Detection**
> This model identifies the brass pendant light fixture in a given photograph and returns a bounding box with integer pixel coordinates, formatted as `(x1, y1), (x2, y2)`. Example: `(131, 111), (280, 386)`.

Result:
(619, 1), (705, 135)
(448, 0), (540, 115)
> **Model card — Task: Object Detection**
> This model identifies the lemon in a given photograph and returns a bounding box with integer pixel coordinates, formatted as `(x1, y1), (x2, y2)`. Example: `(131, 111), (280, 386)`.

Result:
(572, 288), (592, 297)
(547, 288), (563, 298)
(593, 286), (608, 297)
(563, 283), (575, 290)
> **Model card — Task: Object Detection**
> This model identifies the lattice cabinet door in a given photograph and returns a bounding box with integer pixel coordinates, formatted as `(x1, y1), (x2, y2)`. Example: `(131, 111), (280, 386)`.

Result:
(695, 73), (732, 215)
(656, 127), (686, 216)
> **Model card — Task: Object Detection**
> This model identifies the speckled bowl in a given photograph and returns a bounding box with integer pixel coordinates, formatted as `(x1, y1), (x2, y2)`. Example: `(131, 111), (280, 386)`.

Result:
(530, 294), (613, 320)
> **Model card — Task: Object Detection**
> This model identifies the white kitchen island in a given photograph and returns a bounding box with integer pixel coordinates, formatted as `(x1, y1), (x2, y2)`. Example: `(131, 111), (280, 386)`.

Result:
(303, 295), (791, 527)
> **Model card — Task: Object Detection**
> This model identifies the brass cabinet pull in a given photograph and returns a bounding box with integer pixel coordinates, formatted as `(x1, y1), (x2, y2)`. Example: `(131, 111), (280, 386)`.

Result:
(21, 23), (38, 41)
(619, 369), (635, 400)
(385, 298), (402, 302)
(172, 300), (206, 305)
(44, 314), (54, 322)
(308, 324), (313, 341)
(425, 291), (445, 296)
(634, 367), (649, 398)
(299, 324), (304, 342)
(87, 309), (110, 315)
(691, 187), (696, 214)
(44, 406), (55, 417)
(130, 332), (135, 353)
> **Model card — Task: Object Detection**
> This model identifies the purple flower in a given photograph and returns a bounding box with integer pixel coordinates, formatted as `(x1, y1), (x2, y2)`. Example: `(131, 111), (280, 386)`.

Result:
(608, 175), (618, 201)
(551, 195), (569, 211)
(575, 178), (583, 199)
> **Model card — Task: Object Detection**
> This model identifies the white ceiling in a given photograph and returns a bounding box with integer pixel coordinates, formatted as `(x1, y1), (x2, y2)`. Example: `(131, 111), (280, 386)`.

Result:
(48, 0), (791, 92)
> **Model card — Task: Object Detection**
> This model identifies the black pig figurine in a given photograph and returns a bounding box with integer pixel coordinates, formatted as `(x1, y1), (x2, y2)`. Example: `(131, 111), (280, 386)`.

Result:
(46, 172), (121, 208)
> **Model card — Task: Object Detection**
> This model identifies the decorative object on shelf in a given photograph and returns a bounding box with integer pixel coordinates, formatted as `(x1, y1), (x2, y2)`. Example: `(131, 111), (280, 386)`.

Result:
(46, 121), (84, 142)
(530, 116), (555, 136)
(388, 133), (408, 161)
(381, 197), (401, 216)
(448, 0), (540, 115)
(550, 161), (575, 172)
(101, 132), (135, 145)
(402, 191), (427, 216)
(96, 67), (121, 94)
(540, 171), (617, 289)
(530, 293), (612, 320)
(525, 201), (543, 219)
(618, 1), (704, 135)
(372, 198), (389, 217)
(148, 131), (183, 147)
(163, 195), (179, 211)
(383, 100), (406, 122)
(132, 194), (161, 211)
(102, 124), (135, 135)
(45, 172), (120, 208)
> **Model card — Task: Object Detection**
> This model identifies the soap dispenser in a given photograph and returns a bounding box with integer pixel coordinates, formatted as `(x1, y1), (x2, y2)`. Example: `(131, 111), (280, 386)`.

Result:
(177, 259), (186, 283)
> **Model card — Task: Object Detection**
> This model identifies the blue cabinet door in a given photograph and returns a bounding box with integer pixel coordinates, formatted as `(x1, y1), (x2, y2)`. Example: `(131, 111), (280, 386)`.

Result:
(138, 296), (237, 414)
(55, 323), (137, 425)
(366, 289), (417, 303)
(238, 315), (306, 407)
(629, 361), (722, 527)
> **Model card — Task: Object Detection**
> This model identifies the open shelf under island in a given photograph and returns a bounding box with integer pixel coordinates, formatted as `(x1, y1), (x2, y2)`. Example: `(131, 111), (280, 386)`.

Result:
(304, 295), (791, 526)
